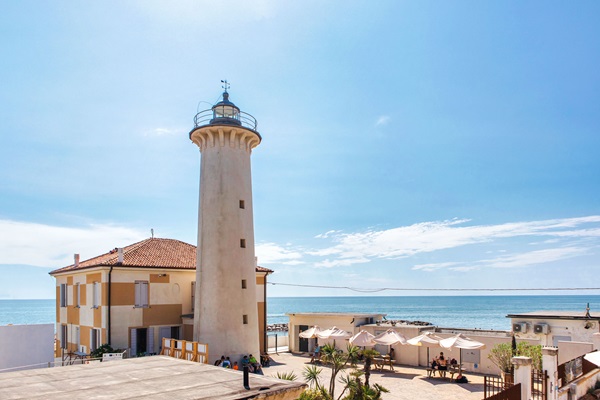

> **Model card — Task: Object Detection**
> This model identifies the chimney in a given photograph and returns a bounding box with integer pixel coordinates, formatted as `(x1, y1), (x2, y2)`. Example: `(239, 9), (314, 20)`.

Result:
(74, 254), (80, 267)
(117, 248), (124, 264)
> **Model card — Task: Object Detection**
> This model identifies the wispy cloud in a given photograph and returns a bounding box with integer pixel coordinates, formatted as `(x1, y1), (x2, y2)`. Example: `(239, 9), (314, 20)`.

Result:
(375, 115), (390, 126)
(412, 246), (587, 273)
(315, 230), (341, 239)
(0, 220), (147, 268)
(314, 257), (370, 268)
(144, 127), (184, 136)
(481, 247), (588, 269)
(308, 216), (600, 269)
(256, 242), (304, 265)
(412, 262), (461, 272)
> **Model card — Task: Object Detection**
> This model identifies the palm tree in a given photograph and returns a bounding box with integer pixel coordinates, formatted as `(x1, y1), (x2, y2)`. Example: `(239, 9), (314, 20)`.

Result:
(321, 344), (348, 396)
(303, 365), (324, 390)
(340, 370), (389, 400)
(360, 349), (380, 387)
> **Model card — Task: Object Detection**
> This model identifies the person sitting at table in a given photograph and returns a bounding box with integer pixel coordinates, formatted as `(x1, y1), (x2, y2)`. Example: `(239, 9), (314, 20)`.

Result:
(429, 358), (439, 376)
(450, 357), (458, 366)
(437, 352), (447, 377)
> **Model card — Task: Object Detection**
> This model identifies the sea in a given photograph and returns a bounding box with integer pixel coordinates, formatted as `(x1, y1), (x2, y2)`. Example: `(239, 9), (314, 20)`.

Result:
(2, 296), (600, 332)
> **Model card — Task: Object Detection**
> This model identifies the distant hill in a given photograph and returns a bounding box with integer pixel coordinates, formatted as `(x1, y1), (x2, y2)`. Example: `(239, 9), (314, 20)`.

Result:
(0, 264), (54, 299)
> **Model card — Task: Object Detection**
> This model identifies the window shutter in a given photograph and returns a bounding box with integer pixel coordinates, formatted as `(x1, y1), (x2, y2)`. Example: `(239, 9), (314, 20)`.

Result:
(142, 282), (149, 306)
(147, 327), (154, 354)
(61, 325), (68, 349)
(130, 329), (137, 356)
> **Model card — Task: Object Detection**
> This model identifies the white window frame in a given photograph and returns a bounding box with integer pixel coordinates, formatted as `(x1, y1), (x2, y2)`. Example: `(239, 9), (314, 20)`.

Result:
(60, 284), (68, 307)
(134, 281), (149, 308)
(90, 328), (100, 352)
(61, 324), (68, 349)
(75, 283), (80, 308)
(75, 326), (80, 350)
(92, 282), (100, 308)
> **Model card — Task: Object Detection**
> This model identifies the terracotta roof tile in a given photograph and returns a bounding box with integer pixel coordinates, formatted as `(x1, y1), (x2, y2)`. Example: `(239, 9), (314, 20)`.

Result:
(49, 238), (273, 275)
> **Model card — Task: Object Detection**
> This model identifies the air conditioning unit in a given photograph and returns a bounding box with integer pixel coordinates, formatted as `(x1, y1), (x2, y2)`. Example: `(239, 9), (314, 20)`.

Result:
(534, 323), (550, 334)
(513, 322), (527, 333)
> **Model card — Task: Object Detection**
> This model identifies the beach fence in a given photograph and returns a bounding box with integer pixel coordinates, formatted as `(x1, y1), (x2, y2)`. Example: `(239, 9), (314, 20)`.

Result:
(159, 338), (209, 363)
(267, 333), (289, 353)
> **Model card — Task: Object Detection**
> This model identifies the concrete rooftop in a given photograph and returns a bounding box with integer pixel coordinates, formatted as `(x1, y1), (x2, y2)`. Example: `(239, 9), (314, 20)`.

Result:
(0, 356), (305, 399)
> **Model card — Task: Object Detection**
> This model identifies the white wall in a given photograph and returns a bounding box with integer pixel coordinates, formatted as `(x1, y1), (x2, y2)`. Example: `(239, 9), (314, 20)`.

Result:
(557, 368), (600, 400)
(558, 341), (593, 364)
(0, 324), (54, 371)
(511, 317), (599, 346)
(267, 334), (289, 350)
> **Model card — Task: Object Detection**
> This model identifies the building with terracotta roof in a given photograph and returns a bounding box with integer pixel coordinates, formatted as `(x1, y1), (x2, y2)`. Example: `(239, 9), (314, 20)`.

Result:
(49, 237), (272, 361)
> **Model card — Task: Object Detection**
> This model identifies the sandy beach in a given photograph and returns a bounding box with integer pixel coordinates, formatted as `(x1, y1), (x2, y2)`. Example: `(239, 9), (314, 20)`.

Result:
(262, 352), (486, 400)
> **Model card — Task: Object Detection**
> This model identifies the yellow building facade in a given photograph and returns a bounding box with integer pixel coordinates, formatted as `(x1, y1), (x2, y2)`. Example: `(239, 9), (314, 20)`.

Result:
(50, 238), (271, 359)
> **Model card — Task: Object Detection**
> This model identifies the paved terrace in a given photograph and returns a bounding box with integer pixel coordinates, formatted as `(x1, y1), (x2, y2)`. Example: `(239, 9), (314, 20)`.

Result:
(0, 353), (486, 399)
(264, 352), (486, 400)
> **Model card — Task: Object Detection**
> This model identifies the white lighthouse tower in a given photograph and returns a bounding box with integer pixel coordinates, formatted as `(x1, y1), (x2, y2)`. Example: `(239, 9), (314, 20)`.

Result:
(190, 81), (261, 362)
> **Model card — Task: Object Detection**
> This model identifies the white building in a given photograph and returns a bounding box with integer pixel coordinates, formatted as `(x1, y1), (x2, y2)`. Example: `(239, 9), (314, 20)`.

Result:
(507, 309), (600, 347)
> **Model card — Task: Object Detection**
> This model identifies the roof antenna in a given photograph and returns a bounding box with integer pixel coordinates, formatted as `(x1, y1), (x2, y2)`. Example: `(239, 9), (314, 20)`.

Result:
(221, 79), (230, 93)
(151, 228), (154, 239)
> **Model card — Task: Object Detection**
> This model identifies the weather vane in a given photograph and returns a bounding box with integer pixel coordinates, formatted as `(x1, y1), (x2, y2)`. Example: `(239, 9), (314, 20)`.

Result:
(221, 79), (230, 93)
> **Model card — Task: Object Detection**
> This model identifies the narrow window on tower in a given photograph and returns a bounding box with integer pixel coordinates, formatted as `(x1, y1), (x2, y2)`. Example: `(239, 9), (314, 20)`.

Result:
(243, 315), (248, 324)
(240, 239), (246, 248)
(241, 279), (247, 289)
(191, 281), (196, 311)
(239, 200), (245, 209)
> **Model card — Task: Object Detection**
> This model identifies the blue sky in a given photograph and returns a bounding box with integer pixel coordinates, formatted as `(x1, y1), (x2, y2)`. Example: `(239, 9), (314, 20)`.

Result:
(1, 1), (599, 299)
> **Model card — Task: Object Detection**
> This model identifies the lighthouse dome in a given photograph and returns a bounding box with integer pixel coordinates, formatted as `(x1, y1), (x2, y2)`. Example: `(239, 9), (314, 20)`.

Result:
(210, 91), (242, 126)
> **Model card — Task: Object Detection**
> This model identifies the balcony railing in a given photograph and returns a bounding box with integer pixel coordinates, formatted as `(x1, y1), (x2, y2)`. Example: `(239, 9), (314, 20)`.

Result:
(193, 109), (258, 131)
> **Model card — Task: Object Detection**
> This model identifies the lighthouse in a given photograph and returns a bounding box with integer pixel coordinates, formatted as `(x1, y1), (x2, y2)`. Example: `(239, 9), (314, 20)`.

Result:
(189, 81), (261, 362)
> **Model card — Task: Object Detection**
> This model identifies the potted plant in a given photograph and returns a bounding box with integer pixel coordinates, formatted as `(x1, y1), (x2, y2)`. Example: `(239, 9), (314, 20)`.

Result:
(488, 342), (514, 382)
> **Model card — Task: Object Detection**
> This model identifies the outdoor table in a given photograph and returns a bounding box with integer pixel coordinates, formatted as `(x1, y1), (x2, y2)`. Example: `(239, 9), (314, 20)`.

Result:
(373, 357), (385, 371)
(373, 356), (394, 371)
(67, 351), (89, 365)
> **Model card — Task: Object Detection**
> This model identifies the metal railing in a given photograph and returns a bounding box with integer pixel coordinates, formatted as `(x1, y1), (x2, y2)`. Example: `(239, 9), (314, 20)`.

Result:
(531, 369), (548, 400)
(557, 354), (596, 387)
(485, 374), (516, 398)
(193, 109), (258, 131)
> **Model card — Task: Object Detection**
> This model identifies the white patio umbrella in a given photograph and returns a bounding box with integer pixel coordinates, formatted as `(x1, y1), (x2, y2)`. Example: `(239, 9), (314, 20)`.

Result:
(407, 331), (444, 367)
(317, 326), (353, 349)
(439, 333), (485, 365)
(439, 333), (485, 350)
(317, 326), (353, 339)
(373, 329), (408, 346)
(349, 330), (376, 347)
(299, 325), (321, 339)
